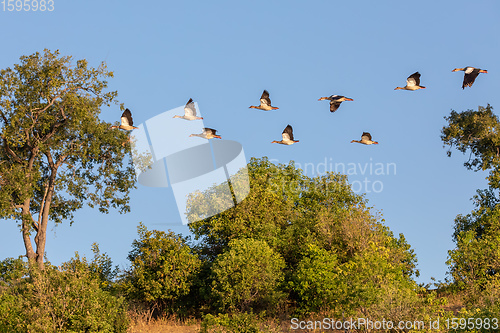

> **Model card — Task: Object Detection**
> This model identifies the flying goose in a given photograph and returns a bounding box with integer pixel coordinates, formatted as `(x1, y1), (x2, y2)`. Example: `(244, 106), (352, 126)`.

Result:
(351, 132), (378, 145)
(173, 98), (203, 120)
(452, 67), (488, 89)
(189, 128), (221, 139)
(318, 95), (354, 112)
(395, 72), (426, 90)
(110, 109), (139, 130)
(272, 125), (299, 145)
(249, 90), (279, 111)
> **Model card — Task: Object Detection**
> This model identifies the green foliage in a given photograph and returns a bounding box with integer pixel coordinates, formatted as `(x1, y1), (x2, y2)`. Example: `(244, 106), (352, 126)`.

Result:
(188, 157), (426, 319)
(0, 256), (128, 333)
(188, 157), (305, 260)
(62, 242), (120, 291)
(211, 238), (285, 312)
(442, 105), (500, 188)
(289, 244), (340, 313)
(447, 219), (500, 302)
(0, 256), (28, 286)
(0, 49), (136, 266)
(442, 105), (500, 306)
(122, 222), (202, 315)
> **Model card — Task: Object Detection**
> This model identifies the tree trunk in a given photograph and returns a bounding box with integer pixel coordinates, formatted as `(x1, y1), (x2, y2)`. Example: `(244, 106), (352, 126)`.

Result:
(21, 200), (36, 263)
(34, 173), (57, 269)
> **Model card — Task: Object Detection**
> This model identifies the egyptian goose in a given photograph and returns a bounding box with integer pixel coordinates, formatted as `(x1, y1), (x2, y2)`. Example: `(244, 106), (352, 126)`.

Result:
(452, 67), (488, 89)
(395, 72), (426, 90)
(272, 125), (299, 145)
(249, 90), (279, 111)
(318, 95), (353, 112)
(189, 128), (221, 139)
(110, 109), (139, 130)
(351, 132), (378, 145)
(173, 98), (203, 120)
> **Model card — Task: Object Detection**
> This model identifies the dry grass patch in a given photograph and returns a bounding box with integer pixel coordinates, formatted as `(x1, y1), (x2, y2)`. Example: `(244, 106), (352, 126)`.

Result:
(127, 307), (200, 333)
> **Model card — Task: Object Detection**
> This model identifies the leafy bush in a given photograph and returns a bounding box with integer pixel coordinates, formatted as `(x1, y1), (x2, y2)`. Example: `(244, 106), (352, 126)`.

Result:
(289, 244), (340, 314)
(122, 223), (202, 315)
(211, 238), (285, 313)
(0, 256), (128, 333)
(0, 256), (28, 287)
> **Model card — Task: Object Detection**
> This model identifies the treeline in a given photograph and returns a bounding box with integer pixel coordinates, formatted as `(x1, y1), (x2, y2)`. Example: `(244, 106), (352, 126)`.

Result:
(0, 157), (442, 332)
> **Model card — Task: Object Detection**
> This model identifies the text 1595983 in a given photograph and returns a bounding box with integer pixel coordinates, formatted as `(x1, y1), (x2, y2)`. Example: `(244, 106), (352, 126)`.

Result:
(1, 0), (54, 11)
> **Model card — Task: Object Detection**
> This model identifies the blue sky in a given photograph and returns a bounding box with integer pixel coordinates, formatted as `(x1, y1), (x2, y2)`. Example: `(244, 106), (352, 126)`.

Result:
(0, 0), (498, 284)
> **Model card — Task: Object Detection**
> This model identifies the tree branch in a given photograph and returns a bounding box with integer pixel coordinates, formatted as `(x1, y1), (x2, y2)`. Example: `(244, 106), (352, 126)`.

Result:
(45, 150), (55, 170)
(39, 118), (67, 144)
(1, 137), (23, 163)
(38, 183), (49, 226)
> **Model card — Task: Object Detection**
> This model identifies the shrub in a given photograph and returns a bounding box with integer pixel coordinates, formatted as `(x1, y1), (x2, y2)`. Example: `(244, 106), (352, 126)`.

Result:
(211, 238), (285, 312)
(0, 258), (128, 332)
(122, 223), (202, 316)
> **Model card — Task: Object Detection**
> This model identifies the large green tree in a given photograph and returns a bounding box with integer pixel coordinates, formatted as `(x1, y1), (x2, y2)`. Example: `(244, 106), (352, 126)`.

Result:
(0, 49), (135, 268)
(442, 105), (500, 302)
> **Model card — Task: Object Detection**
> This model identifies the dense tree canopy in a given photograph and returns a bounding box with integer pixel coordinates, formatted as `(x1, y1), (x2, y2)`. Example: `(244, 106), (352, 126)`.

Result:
(442, 105), (500, 189)
(0, 49), (135, 268)
(186, 157), (428, 318)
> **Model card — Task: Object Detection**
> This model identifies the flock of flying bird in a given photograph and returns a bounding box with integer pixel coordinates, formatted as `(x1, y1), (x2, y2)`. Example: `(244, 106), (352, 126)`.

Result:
(111, 66), (488, 146)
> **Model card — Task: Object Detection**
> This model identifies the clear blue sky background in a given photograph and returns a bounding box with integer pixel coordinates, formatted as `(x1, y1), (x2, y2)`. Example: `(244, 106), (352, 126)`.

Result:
(0, 0), (498, 285)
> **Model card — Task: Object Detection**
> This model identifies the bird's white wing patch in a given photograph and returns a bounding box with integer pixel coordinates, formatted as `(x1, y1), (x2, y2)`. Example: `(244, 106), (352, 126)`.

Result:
(184, 103), (197, 117)
(282, 132), (290, 141)
(406, 77), (416, 86)
(465, 67), (474, 74)
(121, 116), (131, 127)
